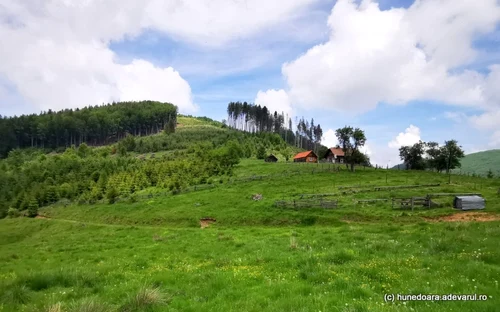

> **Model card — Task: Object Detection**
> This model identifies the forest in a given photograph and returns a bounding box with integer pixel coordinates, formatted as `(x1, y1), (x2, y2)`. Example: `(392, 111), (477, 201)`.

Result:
(226, 102), (327, 154)
(0, 101), (177, 158)
(0, 101), (307, 219)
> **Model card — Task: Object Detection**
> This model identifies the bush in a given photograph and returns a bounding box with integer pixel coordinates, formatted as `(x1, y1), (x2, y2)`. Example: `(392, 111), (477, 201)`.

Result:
(256, 145), (266, 159)
(26, 198), (39, 218)
(7, 208), (20, 218)
(128, 193), (138, 203)
(106, 187), (119, 204)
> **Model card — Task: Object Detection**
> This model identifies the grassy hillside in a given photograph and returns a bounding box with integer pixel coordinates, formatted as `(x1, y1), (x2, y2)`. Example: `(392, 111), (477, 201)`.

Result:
(452, 149), (500, 176)
(1, 159), (500, 311)
(0, 116), (303, 218)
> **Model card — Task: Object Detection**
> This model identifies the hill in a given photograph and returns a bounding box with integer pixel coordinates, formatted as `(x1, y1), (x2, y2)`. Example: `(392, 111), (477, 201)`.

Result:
(392, 149), (500, 176)
(452, 149), (500, 176)
(0, 112), (305, 218)
(2, 105), (500, 311)
(1, 159), (499, 311)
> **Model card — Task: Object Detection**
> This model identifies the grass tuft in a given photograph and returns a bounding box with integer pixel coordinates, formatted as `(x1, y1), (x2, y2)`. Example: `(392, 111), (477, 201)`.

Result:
(1, 284), (31, 304)
(46, 302), (62, 312)
(70, 298), (110, 312)
(120, 286), (168, 312)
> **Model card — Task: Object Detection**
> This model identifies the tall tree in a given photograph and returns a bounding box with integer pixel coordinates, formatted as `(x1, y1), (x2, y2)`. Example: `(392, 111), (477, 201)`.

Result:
(399, 141), (426, 170)
(440, 140), (465, 173)
(335, 126), (367, 172)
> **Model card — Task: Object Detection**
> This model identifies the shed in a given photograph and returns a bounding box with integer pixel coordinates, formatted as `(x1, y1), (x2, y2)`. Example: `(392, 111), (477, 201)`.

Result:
(293, 150), (318, 163)
(265, 154), (278, 162)
(453, 196), (485, 210)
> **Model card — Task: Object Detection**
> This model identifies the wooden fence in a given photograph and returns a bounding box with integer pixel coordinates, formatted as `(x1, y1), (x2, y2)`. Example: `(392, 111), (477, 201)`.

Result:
(275, 199), (338, 209)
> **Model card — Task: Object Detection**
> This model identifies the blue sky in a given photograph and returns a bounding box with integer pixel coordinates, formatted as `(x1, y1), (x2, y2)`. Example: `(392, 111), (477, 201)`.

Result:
(1, 0), (500, 165)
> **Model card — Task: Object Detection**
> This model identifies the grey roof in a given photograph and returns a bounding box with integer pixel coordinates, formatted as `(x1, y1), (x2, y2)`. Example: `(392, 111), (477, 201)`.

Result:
(454, 195), (485, 210)
(455, 195), (484, 201)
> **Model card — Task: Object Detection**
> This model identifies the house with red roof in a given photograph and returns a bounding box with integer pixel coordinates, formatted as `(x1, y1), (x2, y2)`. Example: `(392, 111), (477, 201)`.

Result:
(324, 147), (345, 164)
(293, 150), (318, 163)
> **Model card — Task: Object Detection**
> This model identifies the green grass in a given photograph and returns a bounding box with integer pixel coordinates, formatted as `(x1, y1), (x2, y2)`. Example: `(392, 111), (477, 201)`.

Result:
(452, 149), (500, 177)
(1, 160), (500, 311)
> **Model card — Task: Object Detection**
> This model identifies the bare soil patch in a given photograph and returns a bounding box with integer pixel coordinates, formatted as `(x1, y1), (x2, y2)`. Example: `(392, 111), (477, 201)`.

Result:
(35, 215), (49, 219)
(425, 212), (500, 222)
(200, 218), (216, 229)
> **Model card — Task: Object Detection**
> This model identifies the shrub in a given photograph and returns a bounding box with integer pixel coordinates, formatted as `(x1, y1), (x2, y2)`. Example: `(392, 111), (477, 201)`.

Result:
(256, 145), (266, 159)
(487, 169), (494, 179)
(26, 198), (39, 218)
(106, 186), (119, 204)
(128, 193), (138, 204)
(7, 207), (20, 218)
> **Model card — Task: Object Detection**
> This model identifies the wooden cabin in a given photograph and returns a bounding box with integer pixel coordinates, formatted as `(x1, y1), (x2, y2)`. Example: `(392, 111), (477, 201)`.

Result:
(265, 154), (278, 162)
(324, 147), (345, 163)
(293, 151), (318, 163)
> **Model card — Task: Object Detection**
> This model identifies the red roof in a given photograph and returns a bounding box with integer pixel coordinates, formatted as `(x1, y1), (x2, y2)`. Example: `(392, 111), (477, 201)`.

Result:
(294, 150), (315, 159)
(329, 148), (345, 156)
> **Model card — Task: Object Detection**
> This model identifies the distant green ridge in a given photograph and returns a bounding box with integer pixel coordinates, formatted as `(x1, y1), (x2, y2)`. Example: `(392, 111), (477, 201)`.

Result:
(391, 149), (500, 176)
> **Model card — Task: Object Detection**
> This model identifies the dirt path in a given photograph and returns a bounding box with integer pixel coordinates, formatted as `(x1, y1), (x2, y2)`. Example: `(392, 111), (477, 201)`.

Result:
(425, 211), (500, 222)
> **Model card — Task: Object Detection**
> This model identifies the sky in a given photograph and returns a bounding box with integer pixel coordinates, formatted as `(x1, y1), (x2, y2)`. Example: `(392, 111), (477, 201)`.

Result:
(1, 0), (500, 166)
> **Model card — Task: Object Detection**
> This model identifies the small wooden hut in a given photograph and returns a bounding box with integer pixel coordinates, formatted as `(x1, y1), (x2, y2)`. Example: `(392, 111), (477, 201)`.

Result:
(265, 154), (278, 162)
(453, 196), (485, 210)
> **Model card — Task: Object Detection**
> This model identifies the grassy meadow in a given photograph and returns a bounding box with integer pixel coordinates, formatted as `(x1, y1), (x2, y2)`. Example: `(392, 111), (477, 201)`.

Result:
(1, 160), (500, 311)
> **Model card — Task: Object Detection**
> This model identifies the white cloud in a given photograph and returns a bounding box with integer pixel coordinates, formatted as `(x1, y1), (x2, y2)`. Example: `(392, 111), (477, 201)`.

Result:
(0, 0), (319, 114)
(144, 0), (319, 47)
(282, 0), (500, 114)
(469, 111), (500, 131)
(490, 131), (500, 147)
(254, 89), (293, 119)
(321, 128), (337, 148)
(0, 0), (202, 114)
(444, 111), (467, 123)
(388, 124), (421, 149)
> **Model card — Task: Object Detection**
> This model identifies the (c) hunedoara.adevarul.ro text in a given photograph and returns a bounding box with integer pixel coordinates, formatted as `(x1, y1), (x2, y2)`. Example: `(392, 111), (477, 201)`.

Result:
(384, 293), (489, 302)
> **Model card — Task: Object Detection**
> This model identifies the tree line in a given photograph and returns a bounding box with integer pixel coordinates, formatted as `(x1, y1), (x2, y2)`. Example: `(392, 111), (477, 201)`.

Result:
(226, 101), (326, 154)
(0, 101), (177, 158)
(398, 140), (465, 172)
(0, 116), (300, 218)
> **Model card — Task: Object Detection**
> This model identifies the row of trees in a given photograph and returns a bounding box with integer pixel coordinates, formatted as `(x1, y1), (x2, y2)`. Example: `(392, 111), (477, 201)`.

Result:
(398, 140), (465, 172)
(226, 102), (326, 154)
(0, 101), (177, 158)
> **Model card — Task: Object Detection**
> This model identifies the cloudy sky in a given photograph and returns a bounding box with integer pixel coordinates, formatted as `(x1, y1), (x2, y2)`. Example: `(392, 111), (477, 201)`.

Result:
(1, 0), (500, 166)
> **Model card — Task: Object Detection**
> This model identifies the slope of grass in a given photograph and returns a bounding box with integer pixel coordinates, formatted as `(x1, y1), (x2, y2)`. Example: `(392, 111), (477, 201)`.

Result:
(1, 160), (500, 311)
(1, 218), (499, 311)
(453, 149), (500, 176)
(39, 160), (500, 227)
